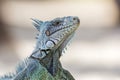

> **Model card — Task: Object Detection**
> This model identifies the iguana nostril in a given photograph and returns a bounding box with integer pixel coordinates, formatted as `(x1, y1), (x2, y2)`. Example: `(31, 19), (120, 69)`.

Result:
(73, 17), (80, 23)
(73, 17), (77, 20)
(73, 17), (78, 20)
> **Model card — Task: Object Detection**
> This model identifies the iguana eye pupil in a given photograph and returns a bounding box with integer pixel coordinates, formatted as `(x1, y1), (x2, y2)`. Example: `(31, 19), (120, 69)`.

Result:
(54, 21), (61, 26)
(56, 22), (60, 25)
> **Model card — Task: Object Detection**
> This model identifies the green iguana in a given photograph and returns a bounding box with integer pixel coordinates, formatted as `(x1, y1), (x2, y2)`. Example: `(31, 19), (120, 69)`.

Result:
(0, 16), (80, 80)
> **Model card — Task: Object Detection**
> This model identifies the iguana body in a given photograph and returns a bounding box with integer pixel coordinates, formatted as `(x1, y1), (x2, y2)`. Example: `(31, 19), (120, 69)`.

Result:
(0, 16), (80, 80)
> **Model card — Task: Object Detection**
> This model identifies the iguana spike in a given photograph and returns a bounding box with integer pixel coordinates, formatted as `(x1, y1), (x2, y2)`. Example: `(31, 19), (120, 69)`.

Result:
(35, 36), (38, 39)
(31, 18), (43, 31)
(65, 47), (67, 50)
(35, 34), (39, 39)
(62, 50), (65, 53)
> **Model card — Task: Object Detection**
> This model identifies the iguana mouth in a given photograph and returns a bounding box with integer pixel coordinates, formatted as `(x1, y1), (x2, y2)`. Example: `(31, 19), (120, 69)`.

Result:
(48, 23), (78, 36)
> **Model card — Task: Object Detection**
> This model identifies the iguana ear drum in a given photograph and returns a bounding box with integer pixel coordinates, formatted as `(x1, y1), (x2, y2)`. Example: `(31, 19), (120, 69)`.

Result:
(46, 40), (56, 48)
(45, 30), (50, 36)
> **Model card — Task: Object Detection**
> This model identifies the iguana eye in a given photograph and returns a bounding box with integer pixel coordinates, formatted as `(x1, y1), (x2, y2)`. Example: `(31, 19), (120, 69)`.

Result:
(56, 21), (60, 25)
(53, 21), (61, 26)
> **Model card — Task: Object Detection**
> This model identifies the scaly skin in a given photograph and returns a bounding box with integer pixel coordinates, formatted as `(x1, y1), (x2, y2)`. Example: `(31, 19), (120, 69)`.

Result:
(0, 16), (80, 80)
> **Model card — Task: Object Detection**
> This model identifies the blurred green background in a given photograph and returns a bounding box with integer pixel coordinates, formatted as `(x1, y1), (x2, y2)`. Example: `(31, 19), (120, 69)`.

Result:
(0, 0), (120, 80)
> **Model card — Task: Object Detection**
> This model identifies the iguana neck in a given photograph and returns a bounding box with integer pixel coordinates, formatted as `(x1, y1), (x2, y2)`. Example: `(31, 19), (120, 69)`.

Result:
(42, 47), (62, 76)
(30, 47), (62, 76)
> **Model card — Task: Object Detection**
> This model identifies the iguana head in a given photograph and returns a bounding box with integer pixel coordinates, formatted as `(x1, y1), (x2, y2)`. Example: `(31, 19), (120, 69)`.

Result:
(31, 16), (80, 59)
